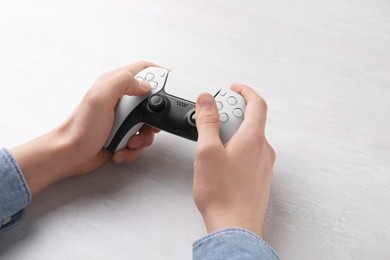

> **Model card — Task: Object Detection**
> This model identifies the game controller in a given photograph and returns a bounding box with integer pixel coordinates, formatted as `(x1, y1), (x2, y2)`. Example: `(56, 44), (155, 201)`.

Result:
(105, 67), (246, 153)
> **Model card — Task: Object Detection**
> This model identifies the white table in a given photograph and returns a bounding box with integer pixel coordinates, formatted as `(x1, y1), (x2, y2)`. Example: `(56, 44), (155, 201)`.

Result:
(1, 1), (389, 259)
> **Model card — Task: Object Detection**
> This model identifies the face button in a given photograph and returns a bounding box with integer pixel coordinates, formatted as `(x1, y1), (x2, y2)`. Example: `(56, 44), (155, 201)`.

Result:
(233, 108), (243, 118)
(227, 96), (237, 105)
(136, 76), (144, 81)
(149, 81), (158, 90)
(148, 94), (166, 112)
(145, 73), (155, 81)
(219, 113), (229, 123)
(216, 101), (223, 110)
(219, 90), (227, 97)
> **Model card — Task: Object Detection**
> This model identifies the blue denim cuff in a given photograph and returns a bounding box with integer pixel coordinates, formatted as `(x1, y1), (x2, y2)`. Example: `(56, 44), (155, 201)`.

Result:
(193, 228), (279, 260)
(0, 148), (32, 231)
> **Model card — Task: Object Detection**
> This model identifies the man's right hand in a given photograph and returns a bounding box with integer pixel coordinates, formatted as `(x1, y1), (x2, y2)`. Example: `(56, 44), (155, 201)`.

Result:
(193, 83), (275, 237)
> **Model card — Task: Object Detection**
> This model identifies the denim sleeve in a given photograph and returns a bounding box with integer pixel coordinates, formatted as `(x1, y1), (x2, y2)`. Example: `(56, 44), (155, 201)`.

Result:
(193, 228), (280, 260)
(0, 148), (31, 231)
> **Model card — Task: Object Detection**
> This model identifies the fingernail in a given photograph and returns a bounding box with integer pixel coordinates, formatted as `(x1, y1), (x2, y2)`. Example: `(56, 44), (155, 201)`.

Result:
(138, 79), (151, 89)
(198, 94), (214, 108)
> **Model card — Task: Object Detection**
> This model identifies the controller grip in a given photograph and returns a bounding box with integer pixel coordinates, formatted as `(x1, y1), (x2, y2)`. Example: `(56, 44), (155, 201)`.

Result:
(108, 123), (144, 153)
(105, 95), (147, 153)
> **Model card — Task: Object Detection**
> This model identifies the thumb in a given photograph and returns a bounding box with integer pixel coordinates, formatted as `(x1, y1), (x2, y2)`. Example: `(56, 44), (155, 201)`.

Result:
(195, 93), (221, 145)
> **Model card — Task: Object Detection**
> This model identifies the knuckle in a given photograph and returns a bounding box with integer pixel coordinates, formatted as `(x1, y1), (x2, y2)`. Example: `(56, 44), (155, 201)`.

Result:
(267, 143), (276, 164)
(85, 89), (104, 107)
(196, 141), (220, 158)
(96, 73), (106, 82)
(116, 70), (133, 81)
(243, 130), (267, 152)
(135, 60), (155, 68)
(231, 82), (242, 89)
(247, 128), (265, 143)
(231, 82), (249, 89)
(257, 96), (268, 112)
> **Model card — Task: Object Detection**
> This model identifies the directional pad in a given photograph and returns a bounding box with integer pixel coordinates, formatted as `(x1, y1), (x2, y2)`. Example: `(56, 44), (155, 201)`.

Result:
(145, 73), (155, 81)
(149, 81), (158, 89)
(135, 72), (162, 91)
(220, 113), (229, 123)
(227, 96), (237, 105)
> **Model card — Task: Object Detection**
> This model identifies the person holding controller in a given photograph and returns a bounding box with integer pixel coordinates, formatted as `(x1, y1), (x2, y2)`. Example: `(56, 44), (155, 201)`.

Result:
(0, 61), (279, 259)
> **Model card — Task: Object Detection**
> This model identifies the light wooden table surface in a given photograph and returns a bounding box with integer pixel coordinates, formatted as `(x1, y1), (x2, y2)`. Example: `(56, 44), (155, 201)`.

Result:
(0, 1), (389, 259)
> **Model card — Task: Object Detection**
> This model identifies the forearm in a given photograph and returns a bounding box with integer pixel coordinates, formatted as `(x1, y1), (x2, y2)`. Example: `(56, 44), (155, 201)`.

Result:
(10, 127), (77, 196)
(8, 62), (156, 196)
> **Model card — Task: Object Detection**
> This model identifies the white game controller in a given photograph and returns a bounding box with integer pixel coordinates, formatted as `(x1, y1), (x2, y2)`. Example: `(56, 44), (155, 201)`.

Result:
(105, 67), (246, 153)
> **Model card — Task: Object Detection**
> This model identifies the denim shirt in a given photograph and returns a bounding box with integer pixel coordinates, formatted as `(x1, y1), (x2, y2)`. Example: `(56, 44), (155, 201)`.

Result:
(0, 148), (31, 230)
(0, 148), (279, 259)
(193, 228), (279, 259)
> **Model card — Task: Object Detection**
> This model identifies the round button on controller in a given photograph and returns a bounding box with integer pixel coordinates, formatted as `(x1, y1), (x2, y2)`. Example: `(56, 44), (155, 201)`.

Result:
(216, 101), (223, 110)
(149, 81), (158, 89)
(148, 94), (166, 112)
(219, 113), (229, 123)
(233, 108), (243, 118)
(145, 73), (155, 81)
(219, 90), (227, 97)
(227, 96), (237, 105)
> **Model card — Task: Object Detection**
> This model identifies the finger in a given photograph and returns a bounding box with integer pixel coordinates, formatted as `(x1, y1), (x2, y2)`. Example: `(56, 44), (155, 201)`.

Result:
(112, 147), (144, 164)
(97, 61), (158, 81)
(150, 126), (161, 133)
(96, 61), (167, 110)
(230, 83), (268, 133)
(195, 93), (223, 147)
(110, 61), (169, 99)
(227, 84), (268, 151)
(127, 126), (156, 149)
(89, 73), (150, 112)
(139, 124), (160, 134)
(110, 71), (152, 99)
(98, 61), (157, 100)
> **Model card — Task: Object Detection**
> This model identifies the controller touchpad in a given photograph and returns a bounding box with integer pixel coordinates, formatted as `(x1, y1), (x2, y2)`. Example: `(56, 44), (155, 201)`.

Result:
(164, 71), (220, 102)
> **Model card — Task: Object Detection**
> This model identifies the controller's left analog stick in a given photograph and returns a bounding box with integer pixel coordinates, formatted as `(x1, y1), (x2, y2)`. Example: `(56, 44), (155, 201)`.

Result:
(148, 94), (166, 112)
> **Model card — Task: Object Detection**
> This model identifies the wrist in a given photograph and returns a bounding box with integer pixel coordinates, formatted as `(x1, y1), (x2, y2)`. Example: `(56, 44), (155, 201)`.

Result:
(55, 116), (112, 175)
(201, 208), (264, 237)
